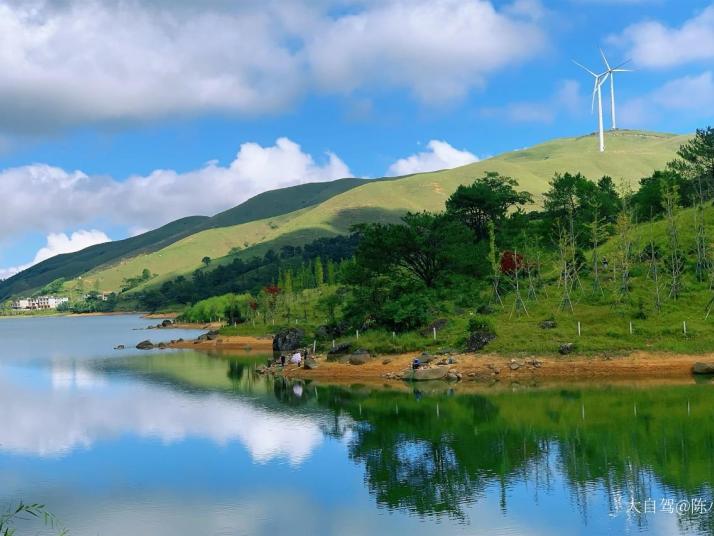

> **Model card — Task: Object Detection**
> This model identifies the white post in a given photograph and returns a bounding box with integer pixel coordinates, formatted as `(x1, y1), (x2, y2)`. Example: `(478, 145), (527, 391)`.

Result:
(313, 340), (316, 353)
(356, 329), (359, 340)
(683, 321), (687, 335)
(629, 321), (633, 335)
(392, 331), (395, 339)
(332, 339), (335, 348)
(577, 321), (581, 336)
(433, 327), (436, 340)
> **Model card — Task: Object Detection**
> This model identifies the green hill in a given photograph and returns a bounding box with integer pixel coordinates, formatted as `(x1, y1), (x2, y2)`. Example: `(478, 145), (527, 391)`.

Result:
(0, 177), (370, 299)
(2, 129), (690, 298)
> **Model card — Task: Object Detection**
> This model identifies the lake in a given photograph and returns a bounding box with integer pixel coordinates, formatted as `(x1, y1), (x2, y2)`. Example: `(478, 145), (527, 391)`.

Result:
(1, 314), (713, 535)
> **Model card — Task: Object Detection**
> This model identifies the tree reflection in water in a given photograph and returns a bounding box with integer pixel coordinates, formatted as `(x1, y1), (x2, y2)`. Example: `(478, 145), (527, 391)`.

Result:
(273, 382), (714, 529)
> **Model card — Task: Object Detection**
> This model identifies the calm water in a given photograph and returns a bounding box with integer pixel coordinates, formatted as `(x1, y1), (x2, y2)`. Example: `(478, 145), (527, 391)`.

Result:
(1, 315), (713, 535)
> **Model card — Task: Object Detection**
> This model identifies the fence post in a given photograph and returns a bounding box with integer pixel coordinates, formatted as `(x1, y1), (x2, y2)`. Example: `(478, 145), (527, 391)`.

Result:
(683, 321), (687, 335)
(356, 329), (360, 339)
(392, 331), (395, 339)
(433, 327), (437, 340)
(629, 321), (633, 335)
(577, 321), (581, 336)
(313, 340), (316, 353)
(332, 339), (335, 348)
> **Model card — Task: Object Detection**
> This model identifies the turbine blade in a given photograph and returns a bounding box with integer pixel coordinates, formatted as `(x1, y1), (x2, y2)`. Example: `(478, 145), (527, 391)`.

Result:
(613, 59), (631, 70)
(599, 48), (611, 70)
(612, 68), (633, 72)
(573, 60), (597, 77)
(591, 79), (598, 113)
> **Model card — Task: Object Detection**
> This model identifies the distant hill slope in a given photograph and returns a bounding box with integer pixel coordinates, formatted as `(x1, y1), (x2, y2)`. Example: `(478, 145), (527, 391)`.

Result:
(4, 130), (690, 298)
(78, 130), (689, 295)
(0, 178), (369, 299)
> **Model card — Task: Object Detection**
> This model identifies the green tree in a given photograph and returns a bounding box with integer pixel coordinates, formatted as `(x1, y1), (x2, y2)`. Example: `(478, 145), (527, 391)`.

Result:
(542, 172), (620, 247)
(445, 172), (532, 238)
(355, 212), (473, 288)
(201, 256), (212, 266)
(314, 257), (324, 287)
(326, 259), (337, 285)
(670, 126), (714, 199)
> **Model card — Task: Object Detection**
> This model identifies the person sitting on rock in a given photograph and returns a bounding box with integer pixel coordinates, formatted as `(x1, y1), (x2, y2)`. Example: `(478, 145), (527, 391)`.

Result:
(412, 358), (421, 370)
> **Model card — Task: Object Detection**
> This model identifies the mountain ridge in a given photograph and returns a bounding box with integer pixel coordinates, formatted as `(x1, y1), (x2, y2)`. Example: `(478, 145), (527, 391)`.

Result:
(0, 129), (690, 300)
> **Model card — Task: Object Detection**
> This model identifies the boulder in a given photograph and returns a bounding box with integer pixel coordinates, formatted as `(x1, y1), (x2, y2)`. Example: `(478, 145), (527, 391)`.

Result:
(272, 328), (305, 352)
(693, 362), (714, 374)
(161, 319), (173, 328)
(446, 372), (459, 382)
(136, 340), (154, 350)
(420, 352), (435, 364)
(157, 342), (167, 350)
(405, 366), (449, 381)
(114, 344), (125, 350)
(559, 343), (575, 355)
(539, 320), (557, 329)
(466, 331), (495, 351)
(382, 358), (392, 365)
(509, 360), (521, 370)
(303, 359), (318, 370)
(349, 355), (369, 365)
(327, 342), (352, 358)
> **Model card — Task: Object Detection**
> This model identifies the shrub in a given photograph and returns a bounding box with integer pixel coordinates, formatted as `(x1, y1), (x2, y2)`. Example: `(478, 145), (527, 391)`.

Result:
(468, 315), (495, 334)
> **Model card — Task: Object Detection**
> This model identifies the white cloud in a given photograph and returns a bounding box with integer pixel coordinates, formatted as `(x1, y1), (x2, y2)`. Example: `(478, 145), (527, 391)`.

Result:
(0, 229), (111, 280)
(0, 0), (308, 134)
(307, 0), (546, 103)
(611, 5), (714, 69)
(388, 140), (478, 176)
(0, 0), (547, 135)
(620, 71), (714, 126)
(111, 137), (351, 229)
(0, 364), (325, 463)
(0, 137), (351, 274)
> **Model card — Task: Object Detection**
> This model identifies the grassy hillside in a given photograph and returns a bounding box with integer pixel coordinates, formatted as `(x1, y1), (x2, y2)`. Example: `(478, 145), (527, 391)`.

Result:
(212, 201), (714, 357)
(17, 129), (688, 297)
(75, 130), (688, 295)
(0, 216), (209, 299)
(0, 178), (370, 299)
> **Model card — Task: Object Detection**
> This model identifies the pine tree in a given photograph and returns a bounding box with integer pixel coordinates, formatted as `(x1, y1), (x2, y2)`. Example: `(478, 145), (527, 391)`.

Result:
(586, 201), (608, 296)
(487, 221), (503, 306)
(314, 257), (324, 287)
(663, 185), (685, 299)
(284, 269), (294, 294)
(326, 260), (336, 285)
(508, 248), (529, 318)
(614, 207), (633, 304)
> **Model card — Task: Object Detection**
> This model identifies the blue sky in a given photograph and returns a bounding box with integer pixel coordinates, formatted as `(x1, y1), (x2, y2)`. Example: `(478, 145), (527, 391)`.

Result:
(0, 0), (712, 277)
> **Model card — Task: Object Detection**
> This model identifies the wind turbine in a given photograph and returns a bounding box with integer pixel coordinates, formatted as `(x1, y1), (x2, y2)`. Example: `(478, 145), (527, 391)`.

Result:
(599, 49), (632, 130)
(573, 60), (609, 152)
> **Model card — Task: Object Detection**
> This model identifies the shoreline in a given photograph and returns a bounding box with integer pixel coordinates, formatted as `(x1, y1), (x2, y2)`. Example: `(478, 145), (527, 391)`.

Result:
(169, 335), (713, 382)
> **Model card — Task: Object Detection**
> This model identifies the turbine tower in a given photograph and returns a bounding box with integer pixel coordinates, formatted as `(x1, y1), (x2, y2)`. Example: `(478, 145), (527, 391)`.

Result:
(574, 60), (609, 152)
(599, 49), (632, 130)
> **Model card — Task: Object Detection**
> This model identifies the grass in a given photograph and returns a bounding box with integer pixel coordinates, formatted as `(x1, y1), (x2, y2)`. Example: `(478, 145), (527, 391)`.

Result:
(62, 129), (687, 296)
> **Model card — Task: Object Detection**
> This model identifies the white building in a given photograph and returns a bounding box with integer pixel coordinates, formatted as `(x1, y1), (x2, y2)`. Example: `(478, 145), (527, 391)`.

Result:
(12, 296), (69, 310)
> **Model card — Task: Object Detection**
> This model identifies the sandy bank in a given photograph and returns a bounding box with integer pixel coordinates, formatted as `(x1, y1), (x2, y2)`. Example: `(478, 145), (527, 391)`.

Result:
(170, 335), (274, 352)
(169, 333), (714, 382)
(282, 351), (709, 382)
